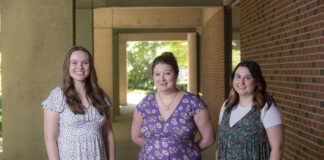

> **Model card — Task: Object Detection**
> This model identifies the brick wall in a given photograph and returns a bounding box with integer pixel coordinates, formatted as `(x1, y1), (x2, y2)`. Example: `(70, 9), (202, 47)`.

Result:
(200, 7), (226, 128)
(240, 0), (324, 159)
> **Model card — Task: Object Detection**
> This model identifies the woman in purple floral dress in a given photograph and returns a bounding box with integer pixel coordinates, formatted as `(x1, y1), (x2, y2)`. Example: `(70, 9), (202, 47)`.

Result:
(131, 52), (215, 160)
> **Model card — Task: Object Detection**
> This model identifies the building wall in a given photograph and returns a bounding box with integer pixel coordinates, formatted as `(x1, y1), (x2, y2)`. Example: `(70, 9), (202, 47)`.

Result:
(95, 7), (202, 28)
(200, 7), (226, 129)
(240, 0), (324, 159)
(1, 0), (73, 159)
(76, 9), (93, 52)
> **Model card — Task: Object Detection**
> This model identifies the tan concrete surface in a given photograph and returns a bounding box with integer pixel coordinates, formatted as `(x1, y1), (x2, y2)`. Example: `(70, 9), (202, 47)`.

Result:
(76, 9), (93, 52)
(94, 28), (114, 98)
(188, 32), (198, 94)
(94, 7), (208, 29)
(202, 7), (221, 25)
(1, 0), (73, 159)
(118, 35), (127, 105)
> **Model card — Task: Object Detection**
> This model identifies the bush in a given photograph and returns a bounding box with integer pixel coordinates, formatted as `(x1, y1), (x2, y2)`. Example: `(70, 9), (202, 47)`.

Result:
(176, 82), (187, 91)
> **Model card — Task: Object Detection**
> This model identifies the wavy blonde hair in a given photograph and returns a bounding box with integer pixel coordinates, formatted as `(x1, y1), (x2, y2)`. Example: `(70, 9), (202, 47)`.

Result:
(226, 61), (276, 113)
(62, 46), (110, 119)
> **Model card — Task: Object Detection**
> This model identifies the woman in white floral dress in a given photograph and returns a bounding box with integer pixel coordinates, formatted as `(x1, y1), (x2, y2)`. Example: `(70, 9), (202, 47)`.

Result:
(42, 46), (115, 160)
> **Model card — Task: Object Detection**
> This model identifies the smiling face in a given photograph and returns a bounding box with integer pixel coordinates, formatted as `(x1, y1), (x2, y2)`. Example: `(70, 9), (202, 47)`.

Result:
(153, 63), (178, 93)
(69, 50), (90, 84)
(233, 66), (256, 98)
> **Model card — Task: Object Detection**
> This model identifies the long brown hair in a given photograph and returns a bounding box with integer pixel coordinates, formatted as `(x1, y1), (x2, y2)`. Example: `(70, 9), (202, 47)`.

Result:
(226, 60), (276, 113)
(63, 46), (110, 119)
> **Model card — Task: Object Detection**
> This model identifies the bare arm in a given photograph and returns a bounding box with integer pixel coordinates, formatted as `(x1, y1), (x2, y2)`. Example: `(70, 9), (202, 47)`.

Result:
(266, 124), (284, 160)
(102, 118), (116, 160)
(131, 110), (145, 146)
(194, 108), (216, 151)
(44, 110), (60, 160)
(215, 149), (218, 160)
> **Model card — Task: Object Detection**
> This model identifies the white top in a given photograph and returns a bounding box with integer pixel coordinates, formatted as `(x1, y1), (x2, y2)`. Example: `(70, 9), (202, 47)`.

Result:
(219, 101), (283, 128)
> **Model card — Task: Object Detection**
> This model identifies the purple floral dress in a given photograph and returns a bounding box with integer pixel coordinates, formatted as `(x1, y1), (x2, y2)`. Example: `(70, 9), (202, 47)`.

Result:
(136, 92), (206, 160)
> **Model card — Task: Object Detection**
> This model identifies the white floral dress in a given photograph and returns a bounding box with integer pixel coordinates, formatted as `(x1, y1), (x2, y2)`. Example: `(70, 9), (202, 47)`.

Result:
(42, 87), (111, 160)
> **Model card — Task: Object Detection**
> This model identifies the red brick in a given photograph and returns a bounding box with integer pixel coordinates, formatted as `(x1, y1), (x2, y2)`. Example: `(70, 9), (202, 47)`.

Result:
(241, 0), (324, 158)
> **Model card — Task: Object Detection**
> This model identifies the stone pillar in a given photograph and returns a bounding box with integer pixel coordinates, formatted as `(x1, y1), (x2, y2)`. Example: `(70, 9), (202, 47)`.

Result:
(119, 34), (127, 105)
(93, 8), (118, 119)
(93, 28), (114, 110)
(1, 0), (73, 159)
(187, 33), (198, 94)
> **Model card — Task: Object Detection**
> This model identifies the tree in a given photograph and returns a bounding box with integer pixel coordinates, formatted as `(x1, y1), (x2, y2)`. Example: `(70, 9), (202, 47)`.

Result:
(232, 41), (241, 70)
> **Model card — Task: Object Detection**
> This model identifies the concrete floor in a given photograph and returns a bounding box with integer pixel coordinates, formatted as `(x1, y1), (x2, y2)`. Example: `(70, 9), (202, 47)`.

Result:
(113, 93), (216, 160)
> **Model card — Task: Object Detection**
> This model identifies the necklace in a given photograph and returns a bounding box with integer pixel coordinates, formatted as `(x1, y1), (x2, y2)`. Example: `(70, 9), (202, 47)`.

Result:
(158, 91), (178, 110)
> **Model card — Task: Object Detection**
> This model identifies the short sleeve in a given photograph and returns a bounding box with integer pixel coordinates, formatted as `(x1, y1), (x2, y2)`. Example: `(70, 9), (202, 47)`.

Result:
(41, 87), (65, 113)
(136, 94), (154, 116)
(219, 101), (227, 125)
(261, 104), (283, 128)
(189, 93), (207, 115)
(136, 96), (146, 116)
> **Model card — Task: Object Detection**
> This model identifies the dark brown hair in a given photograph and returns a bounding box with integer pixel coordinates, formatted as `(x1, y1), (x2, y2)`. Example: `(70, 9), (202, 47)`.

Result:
(63, 46), (110, 119)
(152, 52), (179, 76)
(226, 60), (276, 113)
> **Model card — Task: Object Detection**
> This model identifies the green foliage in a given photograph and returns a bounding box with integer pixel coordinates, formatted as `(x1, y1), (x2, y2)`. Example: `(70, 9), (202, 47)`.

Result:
(127, 41), (159, 91)
(161, 41), (188, 68)
(176, 82), (187, 91)
(232, 41), (241, 70)
(127, 41), (188, 92)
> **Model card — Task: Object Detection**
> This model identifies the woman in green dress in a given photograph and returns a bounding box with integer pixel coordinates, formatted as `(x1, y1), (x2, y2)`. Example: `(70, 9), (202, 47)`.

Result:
(216, 61), (284, 160)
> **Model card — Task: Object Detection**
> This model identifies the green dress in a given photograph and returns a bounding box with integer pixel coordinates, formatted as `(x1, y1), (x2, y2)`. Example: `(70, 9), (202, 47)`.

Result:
(217, 108), (271, 160)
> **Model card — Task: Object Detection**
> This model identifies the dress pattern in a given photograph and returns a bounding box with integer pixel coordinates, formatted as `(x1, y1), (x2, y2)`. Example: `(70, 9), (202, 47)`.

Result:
(217, 108), (271, 160)
(137, 92), (206, 160)
(42, 87), (110, 160)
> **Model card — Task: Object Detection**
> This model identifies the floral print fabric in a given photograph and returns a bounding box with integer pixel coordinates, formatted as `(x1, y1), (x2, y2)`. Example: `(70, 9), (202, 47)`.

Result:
(42, 87), (110, 160)
(217, 108), (271, 160)
(137, 92), (206, 160)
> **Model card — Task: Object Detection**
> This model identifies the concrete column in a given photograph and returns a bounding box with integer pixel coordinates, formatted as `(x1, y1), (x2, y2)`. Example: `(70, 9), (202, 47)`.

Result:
(76, 9), (93, 52)
(93, 8), (118, 119)
(187, 33), (198, 94)
(119, 34), (127, 105)
(93, 28), (114, 117)
(93, 29), (114, 101)
(1, 0), (73, 159)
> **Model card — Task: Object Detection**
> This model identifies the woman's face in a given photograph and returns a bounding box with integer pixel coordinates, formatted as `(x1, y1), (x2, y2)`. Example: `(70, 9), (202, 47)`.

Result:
(153, 63), (177, 92)
(233, 66), (256, 98)
(69, 50), (90, 83)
